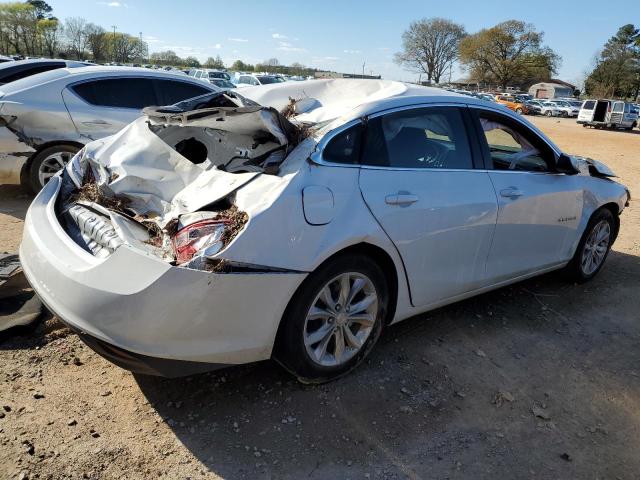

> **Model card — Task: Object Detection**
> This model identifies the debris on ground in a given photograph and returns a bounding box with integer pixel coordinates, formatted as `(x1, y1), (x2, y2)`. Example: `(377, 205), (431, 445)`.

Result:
(0, 254), (43, 333)
(493, 391), (515, 407)
(532, 405), (551, 420)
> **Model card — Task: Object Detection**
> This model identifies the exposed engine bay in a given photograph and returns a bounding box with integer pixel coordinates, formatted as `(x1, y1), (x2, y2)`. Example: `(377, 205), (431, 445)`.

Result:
(54, 90), (311, 270)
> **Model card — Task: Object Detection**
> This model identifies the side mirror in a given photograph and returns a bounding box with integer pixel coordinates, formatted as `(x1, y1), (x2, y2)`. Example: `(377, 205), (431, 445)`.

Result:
(556, 153), (579, 175)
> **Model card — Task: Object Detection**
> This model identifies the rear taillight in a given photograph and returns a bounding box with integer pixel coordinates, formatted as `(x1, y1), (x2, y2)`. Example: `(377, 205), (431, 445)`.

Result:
(172, 219), (229, 264)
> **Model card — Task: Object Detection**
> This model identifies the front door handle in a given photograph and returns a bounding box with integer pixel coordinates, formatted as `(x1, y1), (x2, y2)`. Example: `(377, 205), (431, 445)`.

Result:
(500, 188), (524, 199)
(385, 194), (419, 206)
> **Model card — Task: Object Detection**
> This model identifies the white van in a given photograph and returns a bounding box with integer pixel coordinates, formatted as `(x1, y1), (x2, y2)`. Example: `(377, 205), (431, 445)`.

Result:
(577, 99), (638, 130)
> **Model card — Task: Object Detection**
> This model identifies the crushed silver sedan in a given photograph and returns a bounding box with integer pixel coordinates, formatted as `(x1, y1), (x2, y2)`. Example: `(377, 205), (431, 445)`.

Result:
(20, 80), (630, 382)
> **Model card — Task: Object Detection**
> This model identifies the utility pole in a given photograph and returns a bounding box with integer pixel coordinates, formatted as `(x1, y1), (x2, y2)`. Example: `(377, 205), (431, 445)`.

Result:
(362, 61), (365, 78)
(111, 25), (117, 63)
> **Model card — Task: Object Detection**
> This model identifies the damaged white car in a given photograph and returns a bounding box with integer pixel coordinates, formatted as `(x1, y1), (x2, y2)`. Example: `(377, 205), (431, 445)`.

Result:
(20, 80), (630, 382)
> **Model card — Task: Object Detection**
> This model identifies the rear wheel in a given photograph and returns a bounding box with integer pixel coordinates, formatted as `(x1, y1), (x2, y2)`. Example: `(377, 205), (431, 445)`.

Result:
(515, 107), (523, 114)
(274, 254), (389, 383)
(565, 208), (616, 283)
(27, 145), (80, 193)
(545, 110), (553, 117)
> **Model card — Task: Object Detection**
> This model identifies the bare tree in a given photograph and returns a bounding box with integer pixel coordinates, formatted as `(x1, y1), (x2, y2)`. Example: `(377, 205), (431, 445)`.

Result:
(85, 23), (107, 62)
(394, 18), (466, 84)
(64, 17), (88, 59)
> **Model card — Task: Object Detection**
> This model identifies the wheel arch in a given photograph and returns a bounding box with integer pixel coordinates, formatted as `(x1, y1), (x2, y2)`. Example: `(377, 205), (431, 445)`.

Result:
(273, 241), (400, 353)
(20, 140), (85, 189)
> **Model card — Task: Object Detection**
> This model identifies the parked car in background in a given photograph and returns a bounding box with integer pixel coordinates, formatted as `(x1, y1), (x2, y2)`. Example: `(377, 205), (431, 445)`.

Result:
(235, 74), (285, 87)
(528, 100), (560, 117)
(577, 99), (639, 130)
(495, 95), (529, 114)
(0, 58), (93, 86)
(189, 69), (232, 83)
(20, 80), (629, 382)
(547, 99), (579, 117)
(0, 66), (219, 192)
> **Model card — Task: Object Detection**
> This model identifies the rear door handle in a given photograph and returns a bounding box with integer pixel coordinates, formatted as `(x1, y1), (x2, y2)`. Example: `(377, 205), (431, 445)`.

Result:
(385, 194), (419, 206)
(500, 188), (524, 199)
(82, 120), (111, 126)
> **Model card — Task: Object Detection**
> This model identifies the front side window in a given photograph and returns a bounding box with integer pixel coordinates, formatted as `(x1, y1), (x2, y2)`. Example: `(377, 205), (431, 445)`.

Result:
(361, 107), (473, 169)
(477, 112), (553, 172)
(72, 78), (156, 109)
(582, 100), (595, 110)
(612, 103), (624, 113)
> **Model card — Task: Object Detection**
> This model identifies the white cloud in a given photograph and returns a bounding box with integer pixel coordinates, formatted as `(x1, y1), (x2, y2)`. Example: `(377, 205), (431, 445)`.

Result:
(209, 44), (223, 50)
(278, 41), (292, 48)
(144, 35), (162, 44)
(278, 45), (306, 52)
(98, 1), (128, 7)
(324, 56), (339, 61)
(228, 37), (248, 43)
(343, 49), (362, 54)
(272, 33), (288, 39)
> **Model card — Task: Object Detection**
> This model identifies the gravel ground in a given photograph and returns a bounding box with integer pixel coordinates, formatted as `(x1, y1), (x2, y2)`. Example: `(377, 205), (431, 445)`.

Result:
(1, 117), (639, 479)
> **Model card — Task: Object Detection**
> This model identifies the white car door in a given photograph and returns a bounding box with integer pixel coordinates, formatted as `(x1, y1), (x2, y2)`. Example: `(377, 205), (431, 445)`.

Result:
(357, 105), (499, 308)
(471, 108), (583, 282)
(62, 77), (157, 141)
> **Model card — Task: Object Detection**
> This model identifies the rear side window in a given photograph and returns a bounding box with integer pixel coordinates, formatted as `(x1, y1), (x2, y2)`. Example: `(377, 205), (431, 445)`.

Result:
(361, 107), (473, 169)
(322, 123), (363, 164)
(72, 78), (157, 109)
(582, 100), (595, 110)
(154, 80), (210, 105)
(0, 62), (64, 84)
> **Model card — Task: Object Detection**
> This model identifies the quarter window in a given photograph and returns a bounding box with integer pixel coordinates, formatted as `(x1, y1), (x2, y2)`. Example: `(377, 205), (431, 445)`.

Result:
(322, 123), (363, 164)
(72, 78), (157, 109)
(361, 107), (473, 169)
(154, 80), (210, 105)
(476, 112), (554, 172)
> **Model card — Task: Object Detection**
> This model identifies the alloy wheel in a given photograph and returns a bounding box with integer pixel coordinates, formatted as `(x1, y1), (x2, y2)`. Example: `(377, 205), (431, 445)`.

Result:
(38, 151), (74, 187)
(303, 272), (378, 367)
(581, 220), (611, 276)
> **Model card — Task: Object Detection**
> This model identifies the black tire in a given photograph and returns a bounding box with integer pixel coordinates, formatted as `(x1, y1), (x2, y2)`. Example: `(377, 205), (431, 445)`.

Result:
(545, 111), (553, 117)
(564, 208), (616, 283)
(515, 107), (523, 114)
(27, 144), (80, 194)
(274, 254), (389, 384)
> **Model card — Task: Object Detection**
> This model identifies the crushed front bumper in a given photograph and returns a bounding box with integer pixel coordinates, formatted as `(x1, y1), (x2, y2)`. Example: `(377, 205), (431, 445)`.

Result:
(19, 176), (307, 374)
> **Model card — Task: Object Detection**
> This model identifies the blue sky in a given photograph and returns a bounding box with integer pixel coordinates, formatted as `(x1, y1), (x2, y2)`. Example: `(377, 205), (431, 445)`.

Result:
(50, 0), (639, 85)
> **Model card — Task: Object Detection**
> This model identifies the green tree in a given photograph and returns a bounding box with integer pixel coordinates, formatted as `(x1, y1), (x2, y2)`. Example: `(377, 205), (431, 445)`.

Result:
(394, 18), (466, 83)
(37, 17), (58, 56)
(230, 59), (252, 71)
(184, 56), (200, 67)
(203, 54), (224, 69)
(585, 24), (640, 99)
(459, 20), (560, 89)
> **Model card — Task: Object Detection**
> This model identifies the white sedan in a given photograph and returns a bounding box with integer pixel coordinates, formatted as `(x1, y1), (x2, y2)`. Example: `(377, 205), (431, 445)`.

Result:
(20, 80), (629, 382)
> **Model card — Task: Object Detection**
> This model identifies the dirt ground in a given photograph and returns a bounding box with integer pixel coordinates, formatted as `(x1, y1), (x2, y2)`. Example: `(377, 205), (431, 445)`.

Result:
(1, 117), (639, 480)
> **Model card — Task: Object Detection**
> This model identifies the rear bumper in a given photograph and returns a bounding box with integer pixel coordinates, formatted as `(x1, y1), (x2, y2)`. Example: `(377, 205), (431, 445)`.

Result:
(64, 320), (228, 377)
(20, 176), (307, 369)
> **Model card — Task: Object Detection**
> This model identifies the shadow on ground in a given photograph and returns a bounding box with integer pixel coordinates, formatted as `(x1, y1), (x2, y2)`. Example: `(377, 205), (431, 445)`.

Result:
(135, 249), (640, 479)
